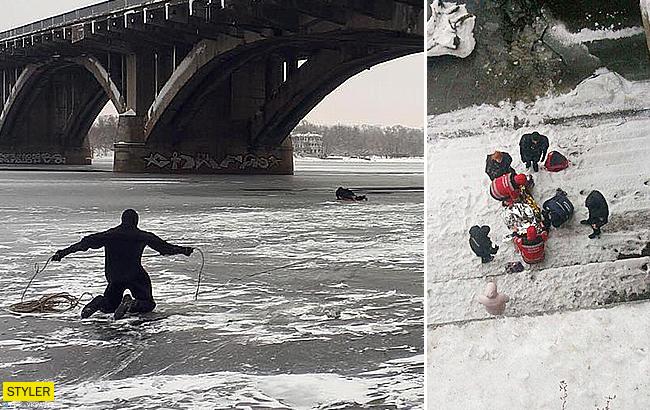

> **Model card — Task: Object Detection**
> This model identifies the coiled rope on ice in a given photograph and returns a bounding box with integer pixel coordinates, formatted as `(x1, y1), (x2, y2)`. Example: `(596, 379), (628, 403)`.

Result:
(10, 257), (94, 314)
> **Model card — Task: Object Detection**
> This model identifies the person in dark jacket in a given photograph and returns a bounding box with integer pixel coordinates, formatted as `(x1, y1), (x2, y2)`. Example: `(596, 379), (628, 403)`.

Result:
(542, 188), (574, 229)
(485, 151), (515, 181)
(519, 131), (549, 172)
(52, 209), (194, 320)
(581, 190), (609, 239)
(336, 187), (367, 201)
(469, 225), (499, 263)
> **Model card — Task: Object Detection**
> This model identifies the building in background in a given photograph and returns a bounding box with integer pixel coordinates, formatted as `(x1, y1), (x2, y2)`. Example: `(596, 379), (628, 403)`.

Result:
(291, 132), (325, 158)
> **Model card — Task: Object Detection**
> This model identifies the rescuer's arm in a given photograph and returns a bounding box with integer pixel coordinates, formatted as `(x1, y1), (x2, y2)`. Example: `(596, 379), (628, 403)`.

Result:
(146, 233), (193, 256)
(52, 232), (107, 261)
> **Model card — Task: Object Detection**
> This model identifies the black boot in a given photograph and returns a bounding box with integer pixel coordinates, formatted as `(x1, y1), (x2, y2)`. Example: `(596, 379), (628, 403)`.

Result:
(580, 220), (590, 225)
(81, 296), (104, 319)
(481, 255), (494, 263)
(588, 228), (601, 239)
(114, 294), (134, 320)
(532, 162), (539, 172)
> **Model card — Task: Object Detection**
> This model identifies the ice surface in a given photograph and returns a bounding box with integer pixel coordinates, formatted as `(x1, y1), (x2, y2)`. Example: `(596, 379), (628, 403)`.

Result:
(0, 160), (424, 409)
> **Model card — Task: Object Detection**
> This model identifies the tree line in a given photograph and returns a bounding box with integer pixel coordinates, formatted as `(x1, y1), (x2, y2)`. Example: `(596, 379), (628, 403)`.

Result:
(87, 116), (424, 158)
(293, 121), (424, 157)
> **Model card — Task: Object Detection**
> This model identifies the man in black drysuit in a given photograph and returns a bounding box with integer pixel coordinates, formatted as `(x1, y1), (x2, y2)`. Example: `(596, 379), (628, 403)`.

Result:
(519, 131), (549, 172)
(52, 209), (194, 320)
(469, 225), (499, 263)
(581, 190), (609, 239)
(542, 188), (574, 229)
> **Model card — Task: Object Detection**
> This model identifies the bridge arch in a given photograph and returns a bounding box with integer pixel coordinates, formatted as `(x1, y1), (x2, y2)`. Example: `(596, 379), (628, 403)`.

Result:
(141, 30), (421, 166)
(0, 57), (125, 164)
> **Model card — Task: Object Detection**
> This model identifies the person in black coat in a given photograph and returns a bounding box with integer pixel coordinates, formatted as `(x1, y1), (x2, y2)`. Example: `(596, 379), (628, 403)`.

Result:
(52, 209), (194, 319)
(336, 187), (367, 201)
(542, 188), (574, 228)
(581, 190), (609, 239)
(469, 225), (499, 263)
(519, 131), (549, 172)
(485, 151), (515, 181)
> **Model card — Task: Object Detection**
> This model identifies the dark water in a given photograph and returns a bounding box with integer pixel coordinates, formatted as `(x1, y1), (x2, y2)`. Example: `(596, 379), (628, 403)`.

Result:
(0, 158), (424, 409)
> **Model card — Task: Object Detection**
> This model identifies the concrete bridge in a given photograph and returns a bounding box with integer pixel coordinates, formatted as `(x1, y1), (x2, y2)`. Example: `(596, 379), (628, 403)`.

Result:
(0, 0), (423, 174)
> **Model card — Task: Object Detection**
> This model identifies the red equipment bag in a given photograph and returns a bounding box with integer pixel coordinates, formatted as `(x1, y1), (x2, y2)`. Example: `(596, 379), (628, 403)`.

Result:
(545, 151), (569, 172)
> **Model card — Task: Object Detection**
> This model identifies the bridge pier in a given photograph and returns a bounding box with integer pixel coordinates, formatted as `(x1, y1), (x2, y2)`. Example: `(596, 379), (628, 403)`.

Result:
(113, 137), (293, 174)
(0, 145), (91, 166)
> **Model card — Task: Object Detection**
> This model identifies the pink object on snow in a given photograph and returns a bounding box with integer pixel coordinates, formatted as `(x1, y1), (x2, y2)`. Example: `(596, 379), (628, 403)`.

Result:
(478, 282), (509, 316)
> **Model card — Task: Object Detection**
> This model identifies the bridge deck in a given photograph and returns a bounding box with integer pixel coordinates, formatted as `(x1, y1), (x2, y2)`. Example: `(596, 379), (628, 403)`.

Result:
(1, 0), (169, 41)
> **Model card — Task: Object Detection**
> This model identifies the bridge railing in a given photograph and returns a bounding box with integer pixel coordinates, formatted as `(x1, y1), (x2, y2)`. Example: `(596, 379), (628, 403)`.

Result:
(0, 0), (159, 41)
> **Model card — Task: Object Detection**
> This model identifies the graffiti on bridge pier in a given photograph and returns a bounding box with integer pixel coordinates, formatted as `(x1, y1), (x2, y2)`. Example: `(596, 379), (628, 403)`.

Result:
(143, 152), (282, 171)
(0, 152), (66, 165)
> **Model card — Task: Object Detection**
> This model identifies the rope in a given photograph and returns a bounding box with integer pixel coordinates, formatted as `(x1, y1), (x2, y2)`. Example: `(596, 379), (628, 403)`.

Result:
(246, 242), (373, 279)
(213, 242), (376, 288)
(194, 248), (205, 301)
(10, 292), (94, 314)
(20, 257), (52, 302)
(10, 256), (94, 314)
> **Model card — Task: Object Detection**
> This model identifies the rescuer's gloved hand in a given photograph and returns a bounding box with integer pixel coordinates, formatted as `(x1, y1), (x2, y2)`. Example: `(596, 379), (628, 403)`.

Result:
(52, 250), (65, 262)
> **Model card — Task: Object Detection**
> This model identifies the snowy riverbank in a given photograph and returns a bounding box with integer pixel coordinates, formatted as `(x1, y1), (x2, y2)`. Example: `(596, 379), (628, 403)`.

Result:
(427, 69), (650, 408)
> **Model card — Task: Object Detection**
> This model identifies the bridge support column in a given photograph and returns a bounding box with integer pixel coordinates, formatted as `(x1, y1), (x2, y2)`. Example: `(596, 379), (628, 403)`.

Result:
(113, 136), (293, 175)
(113, 51), (156, 172)
(113, 112), (147, 172)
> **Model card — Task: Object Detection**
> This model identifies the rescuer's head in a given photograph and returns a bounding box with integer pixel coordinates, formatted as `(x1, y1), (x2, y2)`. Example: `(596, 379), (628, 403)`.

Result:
(121, 209), (139, 227)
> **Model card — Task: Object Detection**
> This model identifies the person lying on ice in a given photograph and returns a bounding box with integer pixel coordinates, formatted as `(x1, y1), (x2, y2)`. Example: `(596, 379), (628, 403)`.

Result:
(490, 172), (529, 205)
(485, 150), (515, 181)
(513, 226), (548, 264)
(469, 225), (499, 263)
(478, 282), (509, 315)
(542, 188), (574, 229)
(51, 209), (194, 320)
(581, 190), (609, 239)
(519, 131), (549, 172)
(336, 187), (367, 201)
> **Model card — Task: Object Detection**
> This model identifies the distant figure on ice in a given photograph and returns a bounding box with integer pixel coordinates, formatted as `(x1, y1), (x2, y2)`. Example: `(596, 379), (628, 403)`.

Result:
(485, 150), (515, 181)
(490, 172), (529, 205)
(52, 209), (194, 320)
(469, 225), (499, 263)
(513, 226), (548, 264)
(336, 187), (367, 201)
(581, 190), (609, 239)
(478, 282), (509, 315)
(542, 188), (574, 229)
(519, 131), (549, 172)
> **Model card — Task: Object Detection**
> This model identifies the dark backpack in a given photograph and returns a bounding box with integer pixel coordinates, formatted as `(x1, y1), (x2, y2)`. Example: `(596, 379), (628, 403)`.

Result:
(543, 193), (574, 227)
(545, 151), (569, 172)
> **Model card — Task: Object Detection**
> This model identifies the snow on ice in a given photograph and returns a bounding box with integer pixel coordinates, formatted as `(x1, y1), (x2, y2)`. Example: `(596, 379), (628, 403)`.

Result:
(427, 1), (476, 58)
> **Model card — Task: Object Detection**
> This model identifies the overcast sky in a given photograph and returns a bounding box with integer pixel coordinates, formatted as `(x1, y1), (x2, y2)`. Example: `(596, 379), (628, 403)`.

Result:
(0, 0), (424, 128)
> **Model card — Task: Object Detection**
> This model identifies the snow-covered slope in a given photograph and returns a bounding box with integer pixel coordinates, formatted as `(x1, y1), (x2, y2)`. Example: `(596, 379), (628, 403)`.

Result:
(428, 301), (650, 408)
(427, 69), (650, 407)
(428, 69), (650, 139)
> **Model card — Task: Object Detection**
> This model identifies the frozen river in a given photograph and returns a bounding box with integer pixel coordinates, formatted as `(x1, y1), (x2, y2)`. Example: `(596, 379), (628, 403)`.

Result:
(0, 158), (424, 409)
